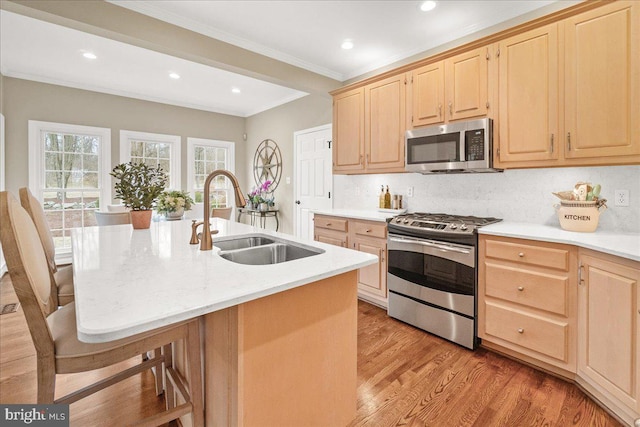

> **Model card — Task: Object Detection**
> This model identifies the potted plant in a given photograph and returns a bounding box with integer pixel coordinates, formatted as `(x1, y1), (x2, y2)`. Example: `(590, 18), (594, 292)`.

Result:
(247, 180), (274, 211)
(110, 162), (168, 229)
(156, 190), (194, 220)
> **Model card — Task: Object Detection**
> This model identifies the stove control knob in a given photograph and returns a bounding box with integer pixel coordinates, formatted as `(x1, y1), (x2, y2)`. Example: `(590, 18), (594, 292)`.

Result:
(403, 219), (410, 224)
(450, 224), (457, 229)
(460, 225), (468, 231)
(395, 218), (402, 223)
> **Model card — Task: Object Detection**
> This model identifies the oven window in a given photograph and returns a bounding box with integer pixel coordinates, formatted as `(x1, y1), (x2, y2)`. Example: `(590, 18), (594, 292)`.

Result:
(407, 133), (460, 164)
(389, 250), (474, 296)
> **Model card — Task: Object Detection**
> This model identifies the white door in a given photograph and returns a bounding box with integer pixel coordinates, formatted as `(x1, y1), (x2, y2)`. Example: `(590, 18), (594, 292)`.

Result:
(293, 124), (332, 239)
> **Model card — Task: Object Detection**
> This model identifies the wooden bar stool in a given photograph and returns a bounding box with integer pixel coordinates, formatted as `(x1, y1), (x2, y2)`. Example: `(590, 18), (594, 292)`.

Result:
(0, 191), (204, 426)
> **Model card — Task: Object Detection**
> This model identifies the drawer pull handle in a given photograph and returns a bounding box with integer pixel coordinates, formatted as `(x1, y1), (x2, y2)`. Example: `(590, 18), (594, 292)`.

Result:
(518, 252), (525, 257)
(517, 286), (524, 291)
(517, 328), (524, 334)
(326, 223), (332, 226)
(365, 229), (371, 233)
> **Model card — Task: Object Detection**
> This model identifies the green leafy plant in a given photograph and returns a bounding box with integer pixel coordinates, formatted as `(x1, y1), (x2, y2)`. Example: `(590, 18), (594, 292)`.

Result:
(110, 162), (168, 211)
(155, 190), (194, 214)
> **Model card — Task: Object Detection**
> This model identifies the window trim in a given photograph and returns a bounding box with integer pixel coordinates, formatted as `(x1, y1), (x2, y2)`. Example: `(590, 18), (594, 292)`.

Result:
(119, 130), (181, 189)
(28, 120), (112, 260)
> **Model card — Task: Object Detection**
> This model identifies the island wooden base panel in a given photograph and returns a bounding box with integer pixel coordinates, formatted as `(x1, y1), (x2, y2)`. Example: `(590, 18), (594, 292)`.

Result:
(204, 271), (358, 427)
(0, 273), (620, 426)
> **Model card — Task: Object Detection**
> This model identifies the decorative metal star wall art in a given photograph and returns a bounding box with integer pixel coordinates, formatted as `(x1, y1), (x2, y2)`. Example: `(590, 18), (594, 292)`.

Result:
(253, 139), (282, 192)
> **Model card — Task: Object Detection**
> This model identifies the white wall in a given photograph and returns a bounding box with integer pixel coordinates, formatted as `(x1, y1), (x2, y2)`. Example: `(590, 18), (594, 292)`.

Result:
(333, 165), (640, 233)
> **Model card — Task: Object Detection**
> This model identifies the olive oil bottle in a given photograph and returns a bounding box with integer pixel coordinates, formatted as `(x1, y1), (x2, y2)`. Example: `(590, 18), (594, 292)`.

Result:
(384, 186), (391, 209)
(379, 185), (385, 208)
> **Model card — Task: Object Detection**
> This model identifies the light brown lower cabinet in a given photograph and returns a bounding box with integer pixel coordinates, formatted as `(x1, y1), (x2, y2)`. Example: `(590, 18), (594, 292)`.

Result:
(314, 214), (388, 307)
(577, 249), (640, 426)
(479, 235), (640, 426)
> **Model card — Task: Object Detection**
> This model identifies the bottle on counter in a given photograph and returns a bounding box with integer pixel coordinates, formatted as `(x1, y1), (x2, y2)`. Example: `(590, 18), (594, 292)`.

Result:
(392, 194), (398, 209)
(379, 185), (385, 208)
(384, 186), (391, 209)
(398, 195), (403, 209)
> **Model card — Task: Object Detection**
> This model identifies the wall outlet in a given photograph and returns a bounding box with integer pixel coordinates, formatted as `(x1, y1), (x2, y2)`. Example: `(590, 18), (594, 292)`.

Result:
(407, 186), (414, 197)
(614, 189), (629, 207)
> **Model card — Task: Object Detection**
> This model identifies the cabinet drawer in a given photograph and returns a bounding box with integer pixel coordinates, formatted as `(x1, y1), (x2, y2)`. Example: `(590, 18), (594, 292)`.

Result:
(485, 239), (569, 271)
(353, 220), (386, 239)
(484, 301), (569, 362)
(314, 215), (348, 232)
(484, 262), (569, 316)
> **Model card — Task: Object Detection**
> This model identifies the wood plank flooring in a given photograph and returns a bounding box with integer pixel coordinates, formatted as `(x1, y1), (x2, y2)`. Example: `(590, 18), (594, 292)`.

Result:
(0, 273), (620, 426)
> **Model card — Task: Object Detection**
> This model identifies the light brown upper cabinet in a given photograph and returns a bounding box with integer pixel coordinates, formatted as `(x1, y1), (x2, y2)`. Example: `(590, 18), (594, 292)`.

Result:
(497, 24), (560, 164)
(409, 62), (445, 127)
(333, 74), (406, 174)
(564, 1), (640, 162)
(496, 1), (639, 168)
(364, 74), (406, 172)
(409, 46), (491, 128)
(333, 87), (365, 172)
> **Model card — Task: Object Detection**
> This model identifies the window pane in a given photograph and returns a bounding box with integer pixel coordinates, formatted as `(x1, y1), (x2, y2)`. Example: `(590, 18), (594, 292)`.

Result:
(45, 133), (61, 151)
(194, 146), (204, 161)
(66, 154), (83, 172)
(84, 154), (98, 172)
(131, 141), (144, 157)
(83, 172), (99, 189)
(204, 147), (215, 161)
(145, 142), (158, 158)
(205, 161), (216, 174)
(45, 152), (62, 170)
(158, 143), (171, 159)
(195, 175), (204, 188)
(195, 161), (204, 175)
(45, 171), (64, 189)
(63, 135), (81, 153)
(216, 148), (226, 161)
(83, 137), (99, 154)
(159, 159), (170, 173)
(145, 158), (158, 168)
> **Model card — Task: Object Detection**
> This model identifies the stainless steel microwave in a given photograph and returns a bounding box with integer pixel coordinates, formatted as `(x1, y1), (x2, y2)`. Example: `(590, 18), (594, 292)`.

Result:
(405, 118), (501, 174)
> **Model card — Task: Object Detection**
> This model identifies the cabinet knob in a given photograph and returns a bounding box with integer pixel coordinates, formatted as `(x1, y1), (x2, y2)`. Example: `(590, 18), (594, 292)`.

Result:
(518, 252), (525, 257)
(365, 229), (371, 233)
(326, 223), (331, 226)
(517, 286), (524, 291)
(517, 328), (524, 334)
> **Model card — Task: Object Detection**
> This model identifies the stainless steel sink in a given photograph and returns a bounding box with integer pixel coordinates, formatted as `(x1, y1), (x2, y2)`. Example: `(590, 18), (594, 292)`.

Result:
(214, 236), (274, 251)
(216, 235), (324, 265)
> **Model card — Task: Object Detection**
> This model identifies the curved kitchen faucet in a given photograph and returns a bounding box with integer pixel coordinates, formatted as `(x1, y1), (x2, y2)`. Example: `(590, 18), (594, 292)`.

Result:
(190, 170), (246, 250)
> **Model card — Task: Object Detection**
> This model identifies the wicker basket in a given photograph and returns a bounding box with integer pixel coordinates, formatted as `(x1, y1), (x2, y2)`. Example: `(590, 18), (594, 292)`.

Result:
(554, 200), (604, 232)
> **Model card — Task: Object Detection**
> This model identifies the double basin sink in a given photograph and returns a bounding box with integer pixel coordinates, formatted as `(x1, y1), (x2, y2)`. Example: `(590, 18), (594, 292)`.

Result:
(213, 234), (324, 265)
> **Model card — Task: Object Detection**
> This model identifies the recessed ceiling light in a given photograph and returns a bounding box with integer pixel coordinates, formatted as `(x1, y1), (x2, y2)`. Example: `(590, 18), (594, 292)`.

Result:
(82, 52), (97, 59)
(169, 72), (181, 80)
(231, 87), (241, 94)
(420, 1), (437, 12)
(341, 39), (354, 50)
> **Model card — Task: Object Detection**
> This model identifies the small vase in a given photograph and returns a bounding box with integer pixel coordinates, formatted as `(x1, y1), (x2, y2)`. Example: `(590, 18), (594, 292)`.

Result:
(130, 210), (153, 229)
(166, 207), (185, 221)
(258, 202), (269, 212)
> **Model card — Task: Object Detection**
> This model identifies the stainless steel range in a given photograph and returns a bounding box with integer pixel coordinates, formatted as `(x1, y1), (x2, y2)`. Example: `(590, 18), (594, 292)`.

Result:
(386, 212), (502, 349)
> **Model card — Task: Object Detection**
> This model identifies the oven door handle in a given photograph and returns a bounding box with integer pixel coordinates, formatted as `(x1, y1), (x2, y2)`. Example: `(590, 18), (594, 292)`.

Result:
(389, 237), (472, 254)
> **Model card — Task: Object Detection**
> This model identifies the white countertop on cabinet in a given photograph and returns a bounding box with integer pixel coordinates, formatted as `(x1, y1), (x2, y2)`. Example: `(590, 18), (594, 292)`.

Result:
(479, 222), (640, 262)
(312, 208), (398, 222)
(71, 219), (377, 343)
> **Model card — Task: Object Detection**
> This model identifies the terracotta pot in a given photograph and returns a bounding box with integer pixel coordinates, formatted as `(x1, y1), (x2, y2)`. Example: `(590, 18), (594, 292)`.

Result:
(130, 210), (153, 229)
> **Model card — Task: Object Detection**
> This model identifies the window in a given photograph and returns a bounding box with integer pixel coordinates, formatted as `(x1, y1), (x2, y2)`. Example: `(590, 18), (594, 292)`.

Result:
(120, 130), (181, 189)
(28, 121), (111, 258)
(187, 138), (235, 208)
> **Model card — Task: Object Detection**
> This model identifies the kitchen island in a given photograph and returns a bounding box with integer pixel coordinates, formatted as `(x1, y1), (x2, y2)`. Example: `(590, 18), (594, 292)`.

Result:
(71, 218), (377, 426)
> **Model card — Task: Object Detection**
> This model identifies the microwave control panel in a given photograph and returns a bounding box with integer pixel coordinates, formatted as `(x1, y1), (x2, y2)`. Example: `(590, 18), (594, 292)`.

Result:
(465, 129), (485, 161)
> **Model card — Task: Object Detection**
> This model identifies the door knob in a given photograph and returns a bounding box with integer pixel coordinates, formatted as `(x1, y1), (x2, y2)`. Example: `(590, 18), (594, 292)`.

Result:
(295, 200), (301, 205)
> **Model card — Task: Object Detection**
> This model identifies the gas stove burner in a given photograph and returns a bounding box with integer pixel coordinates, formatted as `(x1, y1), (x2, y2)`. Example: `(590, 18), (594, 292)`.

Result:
(388, 212), (502, 238)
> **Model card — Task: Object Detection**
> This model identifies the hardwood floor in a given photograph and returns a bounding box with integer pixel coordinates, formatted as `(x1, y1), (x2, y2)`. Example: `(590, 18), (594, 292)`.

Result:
(0, 273), (620, 426)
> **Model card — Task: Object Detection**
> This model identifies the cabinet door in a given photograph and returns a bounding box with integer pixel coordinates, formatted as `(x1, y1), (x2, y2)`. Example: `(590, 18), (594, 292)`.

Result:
(410, 62), (445, 127)
(353, 237), (387, 299)
(578, 251), (639, 414)
(364, 74), (406, 171)
(333, 88), (365, 172)
(444, 46), (489, 121)
(564, 1), (640, 160)
(498, 24), (559, 164)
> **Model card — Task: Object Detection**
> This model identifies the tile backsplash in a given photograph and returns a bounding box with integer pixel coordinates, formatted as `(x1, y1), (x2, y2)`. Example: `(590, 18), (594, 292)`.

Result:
(333, 165), (640, 233)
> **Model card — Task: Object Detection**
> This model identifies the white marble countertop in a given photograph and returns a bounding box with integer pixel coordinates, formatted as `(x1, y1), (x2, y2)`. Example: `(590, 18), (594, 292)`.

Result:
(71, 219), (377, 343)
(311, 208), (400, 222)
(479, 222), (640, 262)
